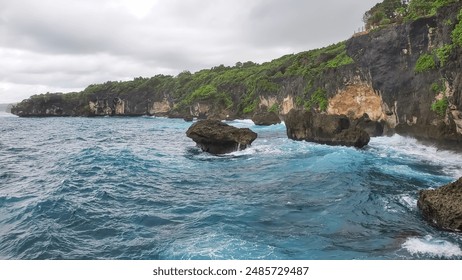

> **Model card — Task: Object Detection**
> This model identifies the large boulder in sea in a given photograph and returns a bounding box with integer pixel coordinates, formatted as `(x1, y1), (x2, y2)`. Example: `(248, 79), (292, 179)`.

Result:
(252, 111), (281, 126)
(285, 109), (370, 148)
(417, 177), (462, 232)
(186, 120), (258, 154)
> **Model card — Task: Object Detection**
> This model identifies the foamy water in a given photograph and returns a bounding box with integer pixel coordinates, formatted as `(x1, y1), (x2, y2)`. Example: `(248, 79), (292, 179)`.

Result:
(0, 117), (460, 259)
(370, 135), (462, 179)
(402, 235), (462, 258)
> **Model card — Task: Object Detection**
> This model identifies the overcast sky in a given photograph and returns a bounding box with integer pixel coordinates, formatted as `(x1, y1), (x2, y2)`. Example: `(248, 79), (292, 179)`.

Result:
(0, 0), (380, 104)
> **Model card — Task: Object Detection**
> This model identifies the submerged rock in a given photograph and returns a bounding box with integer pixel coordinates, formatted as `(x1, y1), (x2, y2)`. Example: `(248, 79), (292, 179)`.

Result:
(186, 120), (257, 154)
(285, 109), (370, 148)
(418, 177), (462, 232)
(252, 111), (281, 126)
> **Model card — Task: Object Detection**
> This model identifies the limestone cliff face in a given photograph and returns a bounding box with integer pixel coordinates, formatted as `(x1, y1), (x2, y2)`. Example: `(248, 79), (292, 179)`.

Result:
(327, 83), (386, 122)
(89, 98), (125, 115)
(150, 99), (171, 116)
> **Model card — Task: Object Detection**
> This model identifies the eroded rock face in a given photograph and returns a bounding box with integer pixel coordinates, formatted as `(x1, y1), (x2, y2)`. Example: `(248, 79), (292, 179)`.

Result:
(353, 113), (385, 137)
(150, 99), (171, 115)
(186, 120), (257, 154)
(327, 84), (386, 122)
(285, 109), (370, 148)
(252, 111), (281, 126)
(418, 177), (462, 232)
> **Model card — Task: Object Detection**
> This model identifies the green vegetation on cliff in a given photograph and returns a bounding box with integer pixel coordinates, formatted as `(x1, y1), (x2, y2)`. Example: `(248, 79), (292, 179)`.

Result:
(363, 0), (405, 29)
(406, 0), (459, 19)
(268, 103), (279, 113)
(363, 0), (462, 78)
(180, 85), (233, 109)
(410, 3), (462, 75)
(304, 88), (328, 112)
(14, 40), (354, 117)
(452, 8), (462, 46)
(132, 42), (350, 112)
(431, 97), (449, 116)
(435, 44), (453, 66)
(414, 53), (437, 73)
(431, 79), (446, 93)
(430, 78), (448, 117)
(363, 0), (459, 29)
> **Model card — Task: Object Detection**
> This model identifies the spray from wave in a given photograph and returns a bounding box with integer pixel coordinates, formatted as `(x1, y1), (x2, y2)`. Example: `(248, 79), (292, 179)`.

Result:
(369, 135), (462, 179)
(402, 235), (462, 258)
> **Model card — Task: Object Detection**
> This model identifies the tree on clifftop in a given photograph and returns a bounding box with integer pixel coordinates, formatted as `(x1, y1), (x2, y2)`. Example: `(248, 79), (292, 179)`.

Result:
(407, 0), (459, 19)
(363, 0), (405, 30)
(364, 0), (460, 30)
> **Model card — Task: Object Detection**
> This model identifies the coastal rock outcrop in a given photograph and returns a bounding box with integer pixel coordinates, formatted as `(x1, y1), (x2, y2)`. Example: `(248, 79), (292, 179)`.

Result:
(186, 120), (257, 154)
(251, 111), (281, 126)
(417, 177), (462, 232)
(354, 113), (385, 137)
(285, 109), (370, 148)
(183, 116), (194, 122)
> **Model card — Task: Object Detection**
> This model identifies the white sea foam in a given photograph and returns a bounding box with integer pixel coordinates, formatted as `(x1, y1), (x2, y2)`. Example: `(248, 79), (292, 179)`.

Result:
(225, 119), (254, 127)
(370, 135), (462, 179)
(382, 198), (399, 213)
(229, 143), (284, 157)
(402, 235), (462, 258)
(399, 194), (417, 210)
(166, 231), (277, 260)
(383, 194), (417, 213)
(0, 112), (17, 118)
(229, 147), (258, 157)
(226, 119), (287, 129)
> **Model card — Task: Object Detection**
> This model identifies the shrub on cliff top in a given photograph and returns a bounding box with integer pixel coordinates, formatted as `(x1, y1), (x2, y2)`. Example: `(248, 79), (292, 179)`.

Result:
(407, 0), (459, 20)
(364, 0), (460, 29)
(363, 0), (404, 29)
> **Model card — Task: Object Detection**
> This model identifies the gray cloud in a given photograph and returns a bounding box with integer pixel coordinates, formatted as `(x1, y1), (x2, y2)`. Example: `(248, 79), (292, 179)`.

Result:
(0, 0), (379, 103)
(244, 0), (378, 50)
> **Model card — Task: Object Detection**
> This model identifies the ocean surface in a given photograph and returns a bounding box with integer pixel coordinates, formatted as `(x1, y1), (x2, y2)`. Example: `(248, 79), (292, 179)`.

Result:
(0, 112), (461, 260)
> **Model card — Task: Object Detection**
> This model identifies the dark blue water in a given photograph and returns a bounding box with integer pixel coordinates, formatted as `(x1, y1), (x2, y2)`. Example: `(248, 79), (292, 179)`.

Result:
(1, 113), (461, 260)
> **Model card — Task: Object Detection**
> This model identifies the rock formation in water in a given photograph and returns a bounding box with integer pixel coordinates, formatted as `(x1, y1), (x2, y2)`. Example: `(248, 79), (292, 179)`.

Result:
(251, 111), (281, 126)
(353, 113), (386, 137)
(186, 120), (257, 155)
(10, 1), (462, 146)
(418, 177), (462, 232)
(285, 109), (370, 148)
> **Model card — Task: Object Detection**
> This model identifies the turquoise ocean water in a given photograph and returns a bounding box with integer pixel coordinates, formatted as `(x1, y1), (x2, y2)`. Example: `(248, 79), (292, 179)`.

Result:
(0, 113), (461, 259)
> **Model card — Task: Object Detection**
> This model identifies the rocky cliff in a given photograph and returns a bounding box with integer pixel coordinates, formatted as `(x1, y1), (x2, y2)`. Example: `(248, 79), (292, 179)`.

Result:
(285, 109), (371, 148)
(11, 1), (462, 145)
(346, 3), (462, 143)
